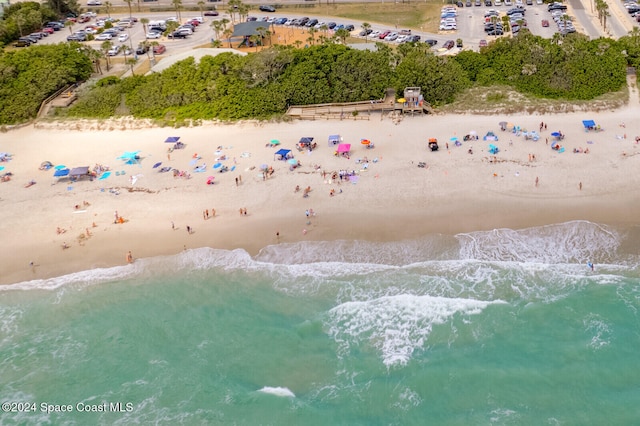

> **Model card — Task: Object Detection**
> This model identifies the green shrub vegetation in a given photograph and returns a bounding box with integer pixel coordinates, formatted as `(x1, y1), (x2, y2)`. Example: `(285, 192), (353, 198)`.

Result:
(0, 29), (631, 124)
(0, 42), (92, 124)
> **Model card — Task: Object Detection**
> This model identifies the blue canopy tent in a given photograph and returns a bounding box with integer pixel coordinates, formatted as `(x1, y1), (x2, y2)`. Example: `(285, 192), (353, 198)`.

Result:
(165, 136), (180, 143)
(274, 149), (292, 161)
(582, 120), (601, 132)
(328, 134), (341, 146)
(53, 168), (70, 178)
(488, 144), (499, 154)
(117, 151), (141, 165)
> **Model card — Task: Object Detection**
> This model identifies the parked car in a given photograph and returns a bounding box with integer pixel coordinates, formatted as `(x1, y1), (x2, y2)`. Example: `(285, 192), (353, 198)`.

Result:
(456, 38), (463, 47)
(146, 31), (162, 39)
(107, 45), (121, 55)
(87, 0), (101, 5)
(96, 33), (113, 40)
(153, 44), (166, 54)
(118, 33), (129, 42)
(135, 44), (149, 54)
(359, 28), (373, 36)
(479, 39), (488, 47)
(541, 19), (550, 27)
(444, 39), (455, 49)
(345, 24), (354, 31)
(259, 5), (276, 12)
(305, 18), (318, 27)
(408, 35), (421, 42)
(385, 32), (398, 41)
(13, 39), (31, 47)
(379, 30), (391, 39)
(168, 31), (188, 39)
(425, 39), (438, 46)
(204, 10), (219, 16)
(41, 27), (55, 34)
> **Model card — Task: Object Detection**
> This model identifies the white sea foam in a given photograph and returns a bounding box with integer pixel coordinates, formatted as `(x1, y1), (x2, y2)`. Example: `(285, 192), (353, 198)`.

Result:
(258, 386), (296, 398)
(583, 314), (612, 350)
(327, 294), (506, 367)
(457, 220), (621, 264)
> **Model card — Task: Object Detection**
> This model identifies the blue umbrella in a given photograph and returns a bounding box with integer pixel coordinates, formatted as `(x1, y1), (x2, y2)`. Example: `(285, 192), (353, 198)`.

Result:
(287, 158), (298, 165)
(153, 162), (162, 168)
(55, 165), (67, 170)
(213, 162), (222, 169)
(551, 132), (561, 137)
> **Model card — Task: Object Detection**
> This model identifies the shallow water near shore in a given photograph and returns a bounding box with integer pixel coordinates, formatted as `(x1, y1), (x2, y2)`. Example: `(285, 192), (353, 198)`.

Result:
(2, 221), (639, 424)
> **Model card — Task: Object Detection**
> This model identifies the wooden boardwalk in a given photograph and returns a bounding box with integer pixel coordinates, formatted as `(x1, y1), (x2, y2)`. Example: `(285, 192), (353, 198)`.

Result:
(285, 90), (433, 120)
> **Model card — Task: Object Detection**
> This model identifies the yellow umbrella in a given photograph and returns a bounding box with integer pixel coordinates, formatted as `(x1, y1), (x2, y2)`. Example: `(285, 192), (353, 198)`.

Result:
(397, 98), (406, 103)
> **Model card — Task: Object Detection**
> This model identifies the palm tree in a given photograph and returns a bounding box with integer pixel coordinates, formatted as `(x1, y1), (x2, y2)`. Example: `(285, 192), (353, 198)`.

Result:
(228, 0), (240, 23)
(136, 0), (141, 12)
(101, 40), (113, 71)
(211, 19), (224, 40)
(294, 40), (302, 49)
(220, 18), (230, 30)
(307, 27), (317, 45)
(124, 0), (133, 18)
(104, 1), (112, 18)
(256, 25), (266, 47)
(335, 28), (349, 45)
(197, 0), (205, 19)
(140, 17), (149, 34)
(223, 28), (233, 48)
(361, 22), (371, 43)
(126, 57), (137, 76)
(250, 34), (259, 51)
(238, 4), (250, 22)
(172, 0), (183, 23)
(211, 39), (223, 48)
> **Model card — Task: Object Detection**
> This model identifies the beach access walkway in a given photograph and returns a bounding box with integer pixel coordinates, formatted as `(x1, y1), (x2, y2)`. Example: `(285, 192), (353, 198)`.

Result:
(285, 89), (434, 120)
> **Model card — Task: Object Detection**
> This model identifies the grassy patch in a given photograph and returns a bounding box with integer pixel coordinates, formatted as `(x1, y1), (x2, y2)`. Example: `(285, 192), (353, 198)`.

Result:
(280, 2), (444, 32)
(437, 84), (629, 115)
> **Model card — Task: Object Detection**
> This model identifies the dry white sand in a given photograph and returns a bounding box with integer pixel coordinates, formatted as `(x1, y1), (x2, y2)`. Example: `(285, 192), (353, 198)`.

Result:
(1, 107), (640, 285)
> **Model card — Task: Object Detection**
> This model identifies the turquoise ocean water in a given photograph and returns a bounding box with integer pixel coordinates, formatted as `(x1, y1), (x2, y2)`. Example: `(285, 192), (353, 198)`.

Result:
(1, 220), (639, 425)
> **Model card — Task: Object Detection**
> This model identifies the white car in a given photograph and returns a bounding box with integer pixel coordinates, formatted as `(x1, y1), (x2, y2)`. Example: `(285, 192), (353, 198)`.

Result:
(191, 16), (204, 23)
(95, 33), (112, 40)
(107, 45), (120, 56)
(370, 30), (380, 38)
(87, 0), (101, 5)
(146, 31), (162, 39)
(118, 33), (129, 42)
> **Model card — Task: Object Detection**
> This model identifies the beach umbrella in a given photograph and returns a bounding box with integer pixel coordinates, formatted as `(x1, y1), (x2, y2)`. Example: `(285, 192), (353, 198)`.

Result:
(260, 164), (268, 170)
(153, 162), (162, 169)
(450, 136), (458, 141)
(506, 122), (515, 130)
(189, 159), (198, 167)
(270, 139), (280, 146)
(397, 98), (406, 103)
(165, 136), (180, 143)
(361, 139), (370, 145)
(498, 121), (507, 127)
(287, 158), (298, 165)
(551, 131), (561, 137)
(55, 164), (67, 170)
(213, 162), (222, 169)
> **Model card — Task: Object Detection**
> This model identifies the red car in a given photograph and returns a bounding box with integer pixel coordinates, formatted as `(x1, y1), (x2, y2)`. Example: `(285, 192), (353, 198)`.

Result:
(479, 39), (488, 47)
(153, 44), (166, 54)
(204, 10), (219, 16)
(541, 19), (550, 27)
(379, 30), (391, 39)
(41, 27), (55, 34)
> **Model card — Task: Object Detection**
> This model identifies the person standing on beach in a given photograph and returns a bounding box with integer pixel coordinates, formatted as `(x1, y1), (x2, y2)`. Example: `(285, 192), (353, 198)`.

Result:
(171, 221), (175, 230)
(187, 225), (192, 234)
(535, 177), (539, 187)
(126, 251), (133, 263)
(579, 182), (582, 190)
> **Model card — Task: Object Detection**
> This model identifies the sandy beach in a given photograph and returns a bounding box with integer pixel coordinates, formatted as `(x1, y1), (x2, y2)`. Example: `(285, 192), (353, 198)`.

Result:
(2, 103), (640, 285)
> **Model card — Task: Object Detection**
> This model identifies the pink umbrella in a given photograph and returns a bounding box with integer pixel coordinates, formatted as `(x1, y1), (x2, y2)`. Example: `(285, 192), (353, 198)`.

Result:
(337, 143), (351, 153)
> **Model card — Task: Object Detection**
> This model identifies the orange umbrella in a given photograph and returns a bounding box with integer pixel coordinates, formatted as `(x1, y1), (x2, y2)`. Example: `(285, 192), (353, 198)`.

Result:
(361, 139), (370, 145)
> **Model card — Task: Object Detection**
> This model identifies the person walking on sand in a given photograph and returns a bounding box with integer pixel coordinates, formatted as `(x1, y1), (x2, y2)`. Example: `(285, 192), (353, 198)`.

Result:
(535, 177), (539, 187)
(171, 221), (175, 230)
(579, 182), (582, 190)
(187, 225), (192, 234)
(126, 251), (133, 263)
